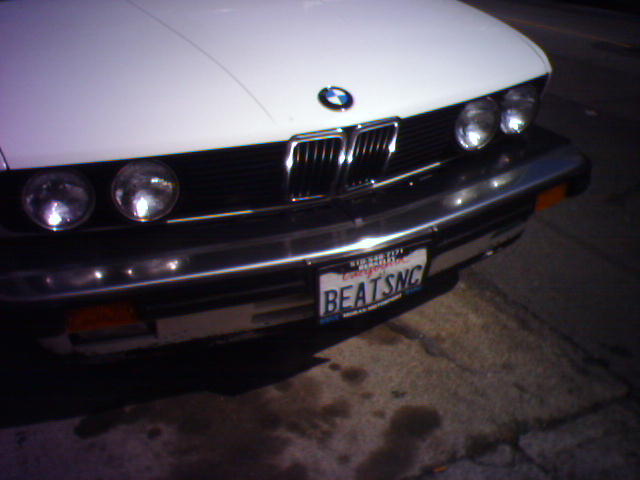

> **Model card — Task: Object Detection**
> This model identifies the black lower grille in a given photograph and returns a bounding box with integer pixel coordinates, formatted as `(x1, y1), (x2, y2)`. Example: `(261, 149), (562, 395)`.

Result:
(385, 104), (460, 177)
(169, 142), (286, 215)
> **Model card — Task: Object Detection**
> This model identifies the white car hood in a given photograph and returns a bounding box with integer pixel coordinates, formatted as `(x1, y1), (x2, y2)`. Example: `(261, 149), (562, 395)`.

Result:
(0, 0), (549, 169)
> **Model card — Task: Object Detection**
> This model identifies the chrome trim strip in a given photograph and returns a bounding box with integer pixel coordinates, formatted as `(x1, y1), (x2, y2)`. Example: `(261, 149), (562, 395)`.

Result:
(372, 162), (442, 188)
(342, 117), (400, 189)
(290, 194), (326, 202)
(284, 128), (347, 201)
(167, 209), (257, 223)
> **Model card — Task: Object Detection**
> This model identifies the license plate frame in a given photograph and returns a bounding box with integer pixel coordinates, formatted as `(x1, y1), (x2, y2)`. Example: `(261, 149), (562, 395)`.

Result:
(316, 243), (429, 324)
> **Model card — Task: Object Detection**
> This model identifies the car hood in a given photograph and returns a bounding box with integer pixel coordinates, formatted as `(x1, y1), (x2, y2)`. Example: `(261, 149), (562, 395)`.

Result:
(0, 0), (549, 169)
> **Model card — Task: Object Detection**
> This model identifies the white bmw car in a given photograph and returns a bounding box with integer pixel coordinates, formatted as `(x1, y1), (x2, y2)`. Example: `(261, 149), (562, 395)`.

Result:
(0, 0), (589, 356)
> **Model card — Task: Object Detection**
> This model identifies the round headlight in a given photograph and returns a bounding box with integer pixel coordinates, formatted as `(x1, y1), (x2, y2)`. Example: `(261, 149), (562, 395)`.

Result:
(22, 171), (94, 231)
(455, 98), (499, 151)
(500, 86), (538, 134)
(112, 160), (179, 222)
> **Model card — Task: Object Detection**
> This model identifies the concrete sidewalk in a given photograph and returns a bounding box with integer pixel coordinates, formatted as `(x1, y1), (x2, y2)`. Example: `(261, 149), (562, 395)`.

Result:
(410, 273), (640, 480)
(416, 401), (640, 479)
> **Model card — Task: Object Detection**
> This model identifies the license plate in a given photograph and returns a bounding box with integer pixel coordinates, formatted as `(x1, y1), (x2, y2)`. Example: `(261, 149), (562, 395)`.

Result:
(318, 245), (428, 324)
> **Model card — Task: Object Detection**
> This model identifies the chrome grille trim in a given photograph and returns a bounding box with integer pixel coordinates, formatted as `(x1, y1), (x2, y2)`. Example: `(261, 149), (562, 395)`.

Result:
(284, 129), (347, 201)
(343, 118), (400, 189)
(372, 161), (442, 189)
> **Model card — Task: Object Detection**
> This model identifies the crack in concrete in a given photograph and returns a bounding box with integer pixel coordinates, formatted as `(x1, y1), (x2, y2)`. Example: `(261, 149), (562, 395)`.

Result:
(513, 443), (556, 479)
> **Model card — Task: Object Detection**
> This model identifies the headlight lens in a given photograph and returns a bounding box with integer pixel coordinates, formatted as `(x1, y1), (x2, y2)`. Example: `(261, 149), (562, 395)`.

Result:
(22, 171), (94, 230)
(112, 160), (179, 221)
(455, 98), (499, 151)
(500, 86), (538, 134)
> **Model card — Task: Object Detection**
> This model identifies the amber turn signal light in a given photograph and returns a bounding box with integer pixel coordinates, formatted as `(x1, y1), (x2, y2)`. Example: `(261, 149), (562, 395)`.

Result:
(536, 183), (567, 211)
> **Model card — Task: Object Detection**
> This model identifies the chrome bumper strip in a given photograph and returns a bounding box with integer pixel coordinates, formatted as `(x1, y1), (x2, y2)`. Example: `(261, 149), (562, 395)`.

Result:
(0, 142), (586, 302)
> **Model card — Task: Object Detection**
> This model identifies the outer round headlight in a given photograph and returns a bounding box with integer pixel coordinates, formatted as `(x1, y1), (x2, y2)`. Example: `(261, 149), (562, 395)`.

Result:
(500, 86), (538, 134)
(455, 98), (499, 151)
(22, 171), (94, 231)
(112, 160), (179, 222)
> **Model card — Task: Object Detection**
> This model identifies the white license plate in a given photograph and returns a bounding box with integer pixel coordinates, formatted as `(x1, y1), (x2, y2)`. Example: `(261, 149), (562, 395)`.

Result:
(318, 246), (428, 324)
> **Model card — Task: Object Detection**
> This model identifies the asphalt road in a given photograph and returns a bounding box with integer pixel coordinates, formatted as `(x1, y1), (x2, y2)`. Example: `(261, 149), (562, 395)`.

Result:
(1, 1), (639, 479)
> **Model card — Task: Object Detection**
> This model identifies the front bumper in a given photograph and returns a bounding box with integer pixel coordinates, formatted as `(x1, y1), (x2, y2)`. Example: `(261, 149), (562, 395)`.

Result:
(0, 127), (588, 349)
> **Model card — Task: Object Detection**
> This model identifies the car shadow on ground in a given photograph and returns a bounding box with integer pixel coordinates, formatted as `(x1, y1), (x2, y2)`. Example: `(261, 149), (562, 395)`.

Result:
(0, 271), (459, 429)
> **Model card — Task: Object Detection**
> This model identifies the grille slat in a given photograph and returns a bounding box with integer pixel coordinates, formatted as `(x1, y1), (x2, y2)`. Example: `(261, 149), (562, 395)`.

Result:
(286, 134), (345, 200)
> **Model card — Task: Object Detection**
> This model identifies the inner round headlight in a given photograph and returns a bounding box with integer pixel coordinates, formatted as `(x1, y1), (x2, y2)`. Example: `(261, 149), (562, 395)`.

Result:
(455, 98), (499, 151)
(112, 160), (179, 222)
(22, 171), (94, 231)
(500, 86), (538, 134)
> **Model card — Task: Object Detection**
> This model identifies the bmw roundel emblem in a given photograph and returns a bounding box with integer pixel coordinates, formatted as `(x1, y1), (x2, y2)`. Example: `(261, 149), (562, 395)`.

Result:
(318, 86), (353, 111)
